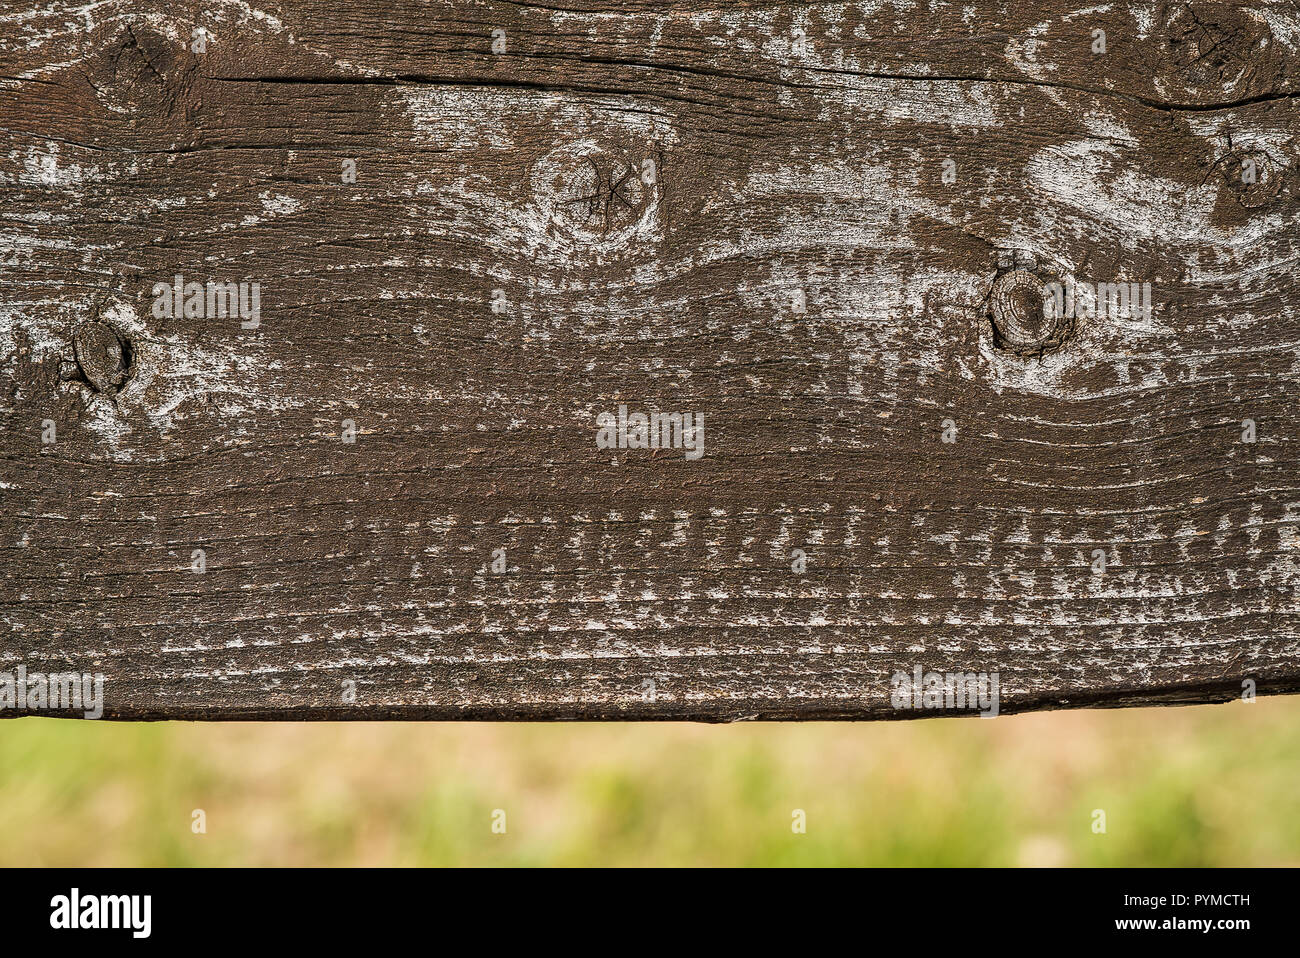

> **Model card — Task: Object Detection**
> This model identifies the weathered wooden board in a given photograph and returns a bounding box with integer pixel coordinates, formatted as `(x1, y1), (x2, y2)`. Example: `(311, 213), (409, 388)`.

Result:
(2, 0), (1299, 720)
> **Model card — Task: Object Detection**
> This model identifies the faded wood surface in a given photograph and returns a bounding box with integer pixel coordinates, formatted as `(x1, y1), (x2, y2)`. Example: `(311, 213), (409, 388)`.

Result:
(2, 0), (1299, 720)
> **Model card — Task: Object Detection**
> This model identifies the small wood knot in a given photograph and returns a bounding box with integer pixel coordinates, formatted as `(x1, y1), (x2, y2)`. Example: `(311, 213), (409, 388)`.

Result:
(1155, 3), (1278, 100)
(67, 320), (132, 395)
(86, 25), (203, 132)
(989, 268), (1070, 356)
(1219, 151), (1287, 209)
(529, 142), (662, 250)
(562, 156), (651, 234)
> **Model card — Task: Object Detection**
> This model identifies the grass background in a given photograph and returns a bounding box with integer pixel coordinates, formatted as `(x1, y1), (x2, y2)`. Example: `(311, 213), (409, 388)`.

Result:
(2, 696), (1297, 866)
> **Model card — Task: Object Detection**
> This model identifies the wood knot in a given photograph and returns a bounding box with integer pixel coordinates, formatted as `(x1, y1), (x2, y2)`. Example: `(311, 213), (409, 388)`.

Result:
(1153, 3), (1278, 100)
(86, 25), (203, 132)
(1216, 149), (1289, 209)
(529, 142), (662, 251)
(988, 267), (1071, 356)
(64, 319), (132, 396)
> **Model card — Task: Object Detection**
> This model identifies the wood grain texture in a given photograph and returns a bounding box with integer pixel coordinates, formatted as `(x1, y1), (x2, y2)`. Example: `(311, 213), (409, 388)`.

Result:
(2, 0), (1299, 720)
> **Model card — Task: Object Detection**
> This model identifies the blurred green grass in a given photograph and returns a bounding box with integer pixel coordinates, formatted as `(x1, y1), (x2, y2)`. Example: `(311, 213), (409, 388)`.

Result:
(2, 696), (1297, 866)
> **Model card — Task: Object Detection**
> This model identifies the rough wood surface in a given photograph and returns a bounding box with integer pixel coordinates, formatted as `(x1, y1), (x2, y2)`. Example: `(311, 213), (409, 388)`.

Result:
(3, 0), (1299, 720)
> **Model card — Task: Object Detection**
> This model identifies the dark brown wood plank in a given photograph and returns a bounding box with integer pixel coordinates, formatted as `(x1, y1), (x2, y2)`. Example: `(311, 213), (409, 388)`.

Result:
(2, 0), (1299, 719)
